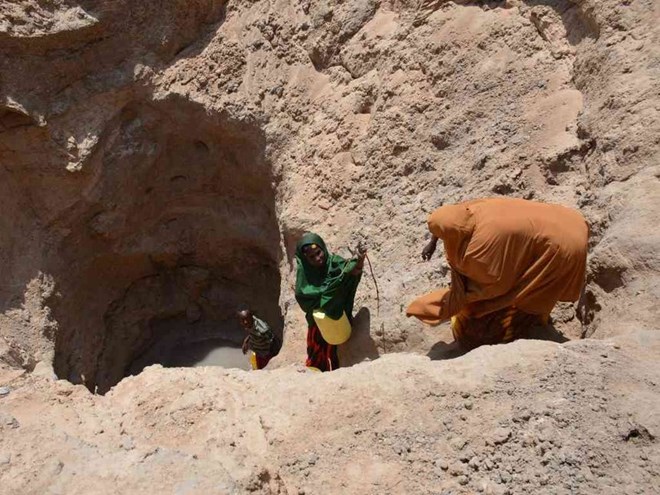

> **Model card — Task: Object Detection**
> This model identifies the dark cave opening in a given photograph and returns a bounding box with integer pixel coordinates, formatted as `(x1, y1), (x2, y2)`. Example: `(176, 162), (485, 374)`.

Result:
(50, 98), (283, 393)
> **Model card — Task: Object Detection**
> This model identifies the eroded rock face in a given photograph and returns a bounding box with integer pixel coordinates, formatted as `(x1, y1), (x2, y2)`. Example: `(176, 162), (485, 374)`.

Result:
(3, 0), (657, 382)
(0, 0), (658, 493)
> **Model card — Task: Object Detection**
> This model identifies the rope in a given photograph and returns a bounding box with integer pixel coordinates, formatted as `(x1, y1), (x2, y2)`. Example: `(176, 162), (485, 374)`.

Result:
(365, 252), (380, 316)
(347, 245), (380, 315)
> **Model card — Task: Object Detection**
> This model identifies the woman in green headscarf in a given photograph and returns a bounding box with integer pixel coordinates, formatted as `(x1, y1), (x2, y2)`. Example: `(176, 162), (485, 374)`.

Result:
(295, 232), (365, 371)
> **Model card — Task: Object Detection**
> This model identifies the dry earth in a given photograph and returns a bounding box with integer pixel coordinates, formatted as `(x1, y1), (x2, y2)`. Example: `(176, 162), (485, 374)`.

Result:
(1, 332), (659, 494)
(0, 0), (659, 493)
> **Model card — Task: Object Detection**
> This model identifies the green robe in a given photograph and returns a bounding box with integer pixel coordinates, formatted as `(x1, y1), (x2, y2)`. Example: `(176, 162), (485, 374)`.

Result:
(294, 233), (362, 327)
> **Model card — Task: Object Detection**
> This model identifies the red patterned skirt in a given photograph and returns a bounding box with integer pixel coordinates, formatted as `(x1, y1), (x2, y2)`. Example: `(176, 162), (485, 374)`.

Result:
(305, 324), (340, 372)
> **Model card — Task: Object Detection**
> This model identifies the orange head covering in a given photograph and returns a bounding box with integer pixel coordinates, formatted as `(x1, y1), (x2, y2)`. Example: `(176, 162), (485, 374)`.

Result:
(427, 204), (475, 267)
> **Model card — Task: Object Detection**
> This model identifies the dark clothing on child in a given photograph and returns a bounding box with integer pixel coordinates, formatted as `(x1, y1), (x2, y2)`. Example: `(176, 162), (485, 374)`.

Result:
(248, 316), (274, 356)
(247, 316), (281, 370)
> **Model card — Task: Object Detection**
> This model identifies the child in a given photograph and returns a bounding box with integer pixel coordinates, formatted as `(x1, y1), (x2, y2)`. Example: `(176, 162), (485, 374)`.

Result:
(237, 309), (279, 370)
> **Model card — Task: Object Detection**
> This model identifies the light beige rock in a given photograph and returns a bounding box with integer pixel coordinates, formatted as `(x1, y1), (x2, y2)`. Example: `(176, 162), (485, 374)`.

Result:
(0, 0), (658, 493)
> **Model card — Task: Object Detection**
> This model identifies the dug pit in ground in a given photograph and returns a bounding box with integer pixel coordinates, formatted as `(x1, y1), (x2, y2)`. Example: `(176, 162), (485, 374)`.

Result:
(35, 98), (284, 393)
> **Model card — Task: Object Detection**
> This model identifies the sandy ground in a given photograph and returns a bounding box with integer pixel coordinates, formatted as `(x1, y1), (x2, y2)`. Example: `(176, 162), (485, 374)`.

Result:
(1, 331), (659, 494)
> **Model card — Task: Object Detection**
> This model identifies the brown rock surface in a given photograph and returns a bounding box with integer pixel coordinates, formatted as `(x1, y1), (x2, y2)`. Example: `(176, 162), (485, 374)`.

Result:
(0, 0), (658, 493)
(1, 333), (659, 494)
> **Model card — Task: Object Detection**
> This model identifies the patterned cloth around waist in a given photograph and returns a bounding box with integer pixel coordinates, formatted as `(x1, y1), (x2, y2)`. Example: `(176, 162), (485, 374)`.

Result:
(451, 306), (547, 351)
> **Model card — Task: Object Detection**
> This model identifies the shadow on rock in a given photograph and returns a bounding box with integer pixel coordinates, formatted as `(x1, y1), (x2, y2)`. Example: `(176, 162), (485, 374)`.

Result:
(427, 340), (468, 361)
(528, 320), (570, 344)
(427, 320), (569, 361)
(339, 307), (380, 367)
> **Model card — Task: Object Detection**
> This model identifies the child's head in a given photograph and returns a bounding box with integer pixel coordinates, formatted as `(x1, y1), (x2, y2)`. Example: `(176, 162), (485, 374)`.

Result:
(237, 309), (254, 330)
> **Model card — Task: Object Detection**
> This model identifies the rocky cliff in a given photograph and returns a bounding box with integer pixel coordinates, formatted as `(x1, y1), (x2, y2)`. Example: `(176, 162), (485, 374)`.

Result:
(0, 1), (658, 493)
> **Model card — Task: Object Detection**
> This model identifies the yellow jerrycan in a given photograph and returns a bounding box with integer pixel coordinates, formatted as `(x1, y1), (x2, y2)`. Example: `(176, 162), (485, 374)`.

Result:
(312, 310), (352, 345)
(248, 351), (258, 370)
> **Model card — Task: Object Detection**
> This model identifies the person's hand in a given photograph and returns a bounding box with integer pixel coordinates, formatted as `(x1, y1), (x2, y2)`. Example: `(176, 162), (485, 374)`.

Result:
(422, 238), (437, 261)
(241, 337), (249, 355)
(350, 242), (367, 276)
(356, 241), (367, 258)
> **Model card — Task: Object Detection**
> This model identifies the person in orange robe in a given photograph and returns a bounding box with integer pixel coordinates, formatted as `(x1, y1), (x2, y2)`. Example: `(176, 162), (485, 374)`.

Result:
(406, 197), (589, 350)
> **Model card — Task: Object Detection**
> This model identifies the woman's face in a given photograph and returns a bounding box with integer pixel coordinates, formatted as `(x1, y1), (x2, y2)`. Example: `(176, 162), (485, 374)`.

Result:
(304, 245), (326, 268)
